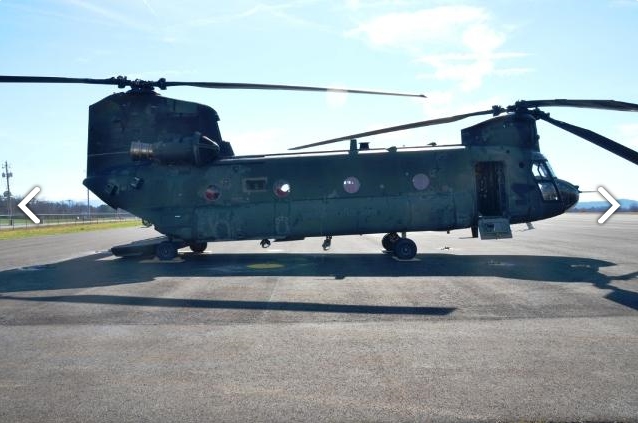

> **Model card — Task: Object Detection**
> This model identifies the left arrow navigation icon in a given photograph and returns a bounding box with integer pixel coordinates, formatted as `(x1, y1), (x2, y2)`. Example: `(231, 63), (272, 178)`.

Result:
(18, 187), (41, 224)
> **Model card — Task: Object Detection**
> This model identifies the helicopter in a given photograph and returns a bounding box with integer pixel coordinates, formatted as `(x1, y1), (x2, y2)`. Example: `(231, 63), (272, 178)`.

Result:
(2, 75), (637, 261)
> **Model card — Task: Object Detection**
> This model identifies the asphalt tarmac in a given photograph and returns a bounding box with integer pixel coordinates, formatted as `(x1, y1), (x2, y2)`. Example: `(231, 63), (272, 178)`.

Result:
(0, 213), (637, 422)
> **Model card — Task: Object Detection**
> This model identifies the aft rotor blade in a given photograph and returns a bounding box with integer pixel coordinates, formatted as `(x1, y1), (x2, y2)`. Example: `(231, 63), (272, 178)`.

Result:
(537, 113), (638, 165)
(0, 75), (426, 98)
(0, 75), (126, 86)
(289, 108), (496, 150)
(514, 99), (638, 112)
(163, 81), (426, 98)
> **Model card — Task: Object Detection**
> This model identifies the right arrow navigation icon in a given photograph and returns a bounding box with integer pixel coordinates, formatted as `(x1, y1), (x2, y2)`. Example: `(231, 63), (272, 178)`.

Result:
(597, 186), (620, 224)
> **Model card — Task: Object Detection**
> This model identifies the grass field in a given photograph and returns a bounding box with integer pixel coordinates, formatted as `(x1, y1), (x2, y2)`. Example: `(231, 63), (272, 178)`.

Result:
(0, 219), (143, 240)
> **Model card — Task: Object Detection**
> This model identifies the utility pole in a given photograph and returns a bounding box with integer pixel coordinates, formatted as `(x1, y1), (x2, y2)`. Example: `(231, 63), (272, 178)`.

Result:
(2, 161), (13, 225)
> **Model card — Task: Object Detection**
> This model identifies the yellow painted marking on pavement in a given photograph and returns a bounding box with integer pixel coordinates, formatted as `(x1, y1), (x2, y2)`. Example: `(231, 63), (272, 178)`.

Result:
(248, 263), (284, 269)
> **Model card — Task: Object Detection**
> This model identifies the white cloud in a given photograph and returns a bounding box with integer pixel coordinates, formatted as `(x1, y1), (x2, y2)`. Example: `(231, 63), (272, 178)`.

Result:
(420, 55), (494, 91)
(345, 0), (360, 10)
(186, 0), (331, 33)
(347, 6), (487, 47)
(66, 0), (154, 32)
(417, 90), (455, 116)
(140, 0), (157, 17)
(493, 67), (534, 77)
(347, 6), (526, 91)
(225, 129), (285, 155)
(462, 23), (503, 54)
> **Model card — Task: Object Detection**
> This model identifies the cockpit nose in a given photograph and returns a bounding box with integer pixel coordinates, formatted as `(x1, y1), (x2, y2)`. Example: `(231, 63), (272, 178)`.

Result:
(556, 179), (580, 210)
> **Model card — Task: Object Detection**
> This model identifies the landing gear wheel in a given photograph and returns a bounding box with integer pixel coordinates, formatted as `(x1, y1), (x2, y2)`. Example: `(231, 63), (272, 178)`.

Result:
(471, 225), (479, 238)
(189, 242), (207, 253)
(382, 232), (400, 251)
(156, 241), (178, 261)
(393, 238), (417, 260)
(322, 236), (332, 251)
(142, 219), (152, 227)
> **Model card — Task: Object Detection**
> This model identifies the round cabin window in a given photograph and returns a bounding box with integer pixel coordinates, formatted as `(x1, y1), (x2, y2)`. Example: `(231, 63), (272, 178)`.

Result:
(412, 173), (430, 191)
(204, 185), (221, 201)
(273, 180), (291, 198)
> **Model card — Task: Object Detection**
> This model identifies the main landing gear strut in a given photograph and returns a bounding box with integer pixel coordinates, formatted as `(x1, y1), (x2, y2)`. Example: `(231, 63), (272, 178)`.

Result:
(382, 232), (417, 260)
(322, 236), (332, 251)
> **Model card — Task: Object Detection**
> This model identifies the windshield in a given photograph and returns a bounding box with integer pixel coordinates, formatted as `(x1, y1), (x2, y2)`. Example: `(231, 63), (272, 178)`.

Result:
(532, 160), (559, 201)
(532, 160), (555, 180)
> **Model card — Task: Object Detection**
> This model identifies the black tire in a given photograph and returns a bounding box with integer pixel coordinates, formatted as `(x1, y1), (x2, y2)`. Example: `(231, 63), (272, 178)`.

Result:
(471, 225), (479, 238)
(382, 232), (400, 251)
(156, 241), (177, 261)
(189, 242), (207, 253)
(142, 219), (152, 227)
(393, 238), (417, 260)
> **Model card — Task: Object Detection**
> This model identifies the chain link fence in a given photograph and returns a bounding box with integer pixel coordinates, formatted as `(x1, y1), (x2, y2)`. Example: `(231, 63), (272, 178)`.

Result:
(0, 212), (139, 229)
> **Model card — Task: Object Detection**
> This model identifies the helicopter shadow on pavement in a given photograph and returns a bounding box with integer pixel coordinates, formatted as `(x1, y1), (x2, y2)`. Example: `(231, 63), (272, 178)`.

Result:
(0, 250), (636, 313)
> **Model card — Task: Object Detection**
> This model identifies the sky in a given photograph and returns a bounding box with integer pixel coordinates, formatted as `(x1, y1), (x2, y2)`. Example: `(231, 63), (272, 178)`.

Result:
(1, 0), (637, 206)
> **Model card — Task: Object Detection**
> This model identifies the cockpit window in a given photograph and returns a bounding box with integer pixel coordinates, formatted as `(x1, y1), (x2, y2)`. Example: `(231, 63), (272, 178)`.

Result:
(544, 161), (556, 178)
(532, 160), (559, 202)
(532, 161), (554, 180)
(537, 182), (559, 202)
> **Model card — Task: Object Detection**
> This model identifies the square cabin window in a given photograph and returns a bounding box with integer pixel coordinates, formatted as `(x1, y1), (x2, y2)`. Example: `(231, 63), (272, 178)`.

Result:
(244, 178), (267, 192)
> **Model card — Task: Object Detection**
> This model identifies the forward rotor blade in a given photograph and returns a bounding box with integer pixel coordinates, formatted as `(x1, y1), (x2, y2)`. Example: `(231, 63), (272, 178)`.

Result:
(289, 108), (495, 150)
(537, 113), (638, 165)
(0, 75), (426, 98)
(514, 99), (638, 112)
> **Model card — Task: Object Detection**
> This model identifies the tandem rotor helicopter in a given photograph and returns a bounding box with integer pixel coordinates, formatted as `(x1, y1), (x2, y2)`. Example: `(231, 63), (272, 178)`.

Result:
(2, 75), (637, 260)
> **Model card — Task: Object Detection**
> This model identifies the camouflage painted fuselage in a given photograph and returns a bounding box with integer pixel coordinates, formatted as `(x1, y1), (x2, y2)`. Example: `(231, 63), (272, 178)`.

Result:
(84, 91), (577, 243)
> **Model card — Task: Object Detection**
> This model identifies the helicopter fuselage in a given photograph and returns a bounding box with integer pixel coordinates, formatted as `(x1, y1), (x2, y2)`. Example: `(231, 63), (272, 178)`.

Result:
(85, 139), (576, 243)
(82, 91), (579, 256)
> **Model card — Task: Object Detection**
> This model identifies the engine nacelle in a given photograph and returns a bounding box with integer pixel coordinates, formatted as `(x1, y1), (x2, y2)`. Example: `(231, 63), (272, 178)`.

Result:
(130, 132), (220, 166)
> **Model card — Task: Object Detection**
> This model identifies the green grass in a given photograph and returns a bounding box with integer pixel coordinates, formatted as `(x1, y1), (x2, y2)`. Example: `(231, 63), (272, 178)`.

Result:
(0, 219), (143, 240)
